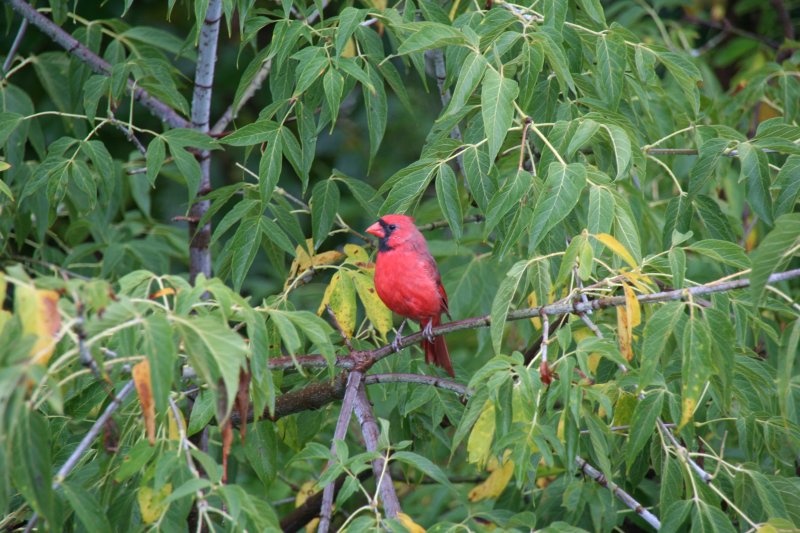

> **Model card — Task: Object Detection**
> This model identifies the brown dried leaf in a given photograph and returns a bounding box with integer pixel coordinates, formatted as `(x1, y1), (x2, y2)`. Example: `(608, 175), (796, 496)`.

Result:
(132, 360), (156, 445)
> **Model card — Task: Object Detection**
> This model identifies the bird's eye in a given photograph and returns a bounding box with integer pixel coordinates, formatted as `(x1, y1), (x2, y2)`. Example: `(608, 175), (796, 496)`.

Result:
(388, 224), (397, 230)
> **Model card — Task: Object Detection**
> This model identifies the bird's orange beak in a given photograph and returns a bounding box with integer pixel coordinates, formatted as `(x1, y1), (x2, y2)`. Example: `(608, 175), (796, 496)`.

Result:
(366, 222), (384, 238)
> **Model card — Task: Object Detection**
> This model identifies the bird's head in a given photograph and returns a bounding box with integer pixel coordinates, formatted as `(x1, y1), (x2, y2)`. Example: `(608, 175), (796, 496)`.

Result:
(366, 214), (416, 252)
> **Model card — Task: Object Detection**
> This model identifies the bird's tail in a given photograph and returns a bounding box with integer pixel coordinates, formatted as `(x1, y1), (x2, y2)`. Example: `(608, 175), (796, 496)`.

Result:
(423, 316), (454, 377)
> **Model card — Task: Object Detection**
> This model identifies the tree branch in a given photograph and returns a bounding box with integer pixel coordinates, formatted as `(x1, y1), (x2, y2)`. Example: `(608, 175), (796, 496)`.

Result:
(188, 0), (223, 284)
(318, 370), (363, 533)
(210, 59), (272, 136)
(353, 384), (401, 519)
(25, 380), (135, 532)
(575, 456), (661, 530)
(3, 0), (192, 129)
(2, 17), (28, 74)
(266, 268), (800, 372)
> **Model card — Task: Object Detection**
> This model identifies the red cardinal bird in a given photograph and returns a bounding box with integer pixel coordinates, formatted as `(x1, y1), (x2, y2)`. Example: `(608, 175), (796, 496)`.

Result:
(366, 214), (454, 377)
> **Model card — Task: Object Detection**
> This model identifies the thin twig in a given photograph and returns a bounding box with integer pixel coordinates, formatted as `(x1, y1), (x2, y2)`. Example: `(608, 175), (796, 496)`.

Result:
(364, 373), (470, 396)
(266, 269), (800, 372)
(576, 455), (661, 530)
(210, 59), (272, 136)
(3, 0), (191, 129)
(25, 380), (135, 531)
(353, 384), (401, 519)
(657, 419), (713, 483)
(2, 17), (28, 74)
(415, 214), (484, 232)
(318, 370), (363, 533)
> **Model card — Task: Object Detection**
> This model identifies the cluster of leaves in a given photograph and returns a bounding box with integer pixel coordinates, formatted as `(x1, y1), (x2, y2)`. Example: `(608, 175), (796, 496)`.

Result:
(1, 0), (800, 531)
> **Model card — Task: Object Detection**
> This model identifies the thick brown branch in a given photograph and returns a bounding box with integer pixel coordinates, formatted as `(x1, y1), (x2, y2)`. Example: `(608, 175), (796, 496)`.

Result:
(3, 0), (192, 129)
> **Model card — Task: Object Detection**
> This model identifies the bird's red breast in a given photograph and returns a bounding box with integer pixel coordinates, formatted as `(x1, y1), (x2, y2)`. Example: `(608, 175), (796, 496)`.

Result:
(366, 215), (454, 376)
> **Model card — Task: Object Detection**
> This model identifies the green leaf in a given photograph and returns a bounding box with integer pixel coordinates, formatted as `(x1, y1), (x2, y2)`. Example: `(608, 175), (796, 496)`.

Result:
(669, 247), (686, 289)
(363, 62), (387, 169)
(445, 52), (487, 116)
(481, 68), (519, 163)
(335, 7), (365, 56)
(775, 154), (800, 218)
(380, 162), (437, 215)
(529, 163), (587, 250)
(230, 214), (261, 291)
(778, 320), (800, 423)
(658, 52), (702, 116)
(595, 33), (625, 110)
(738, 141), (773, 225)
(258, 129), (283, 202)
(210, 199), (259, 246)
(490, 260), (528, 353)
(178, 317), (248, 417)
(435, 164), (463, 240)
(12, 411), (55, 526)
(686, 240), (749, 269)
(463, 145), (494, 212)
(485, 170), (533, 236)
(601, 124), (631, 180)
(689, 138), (728, 197)
(143, 314), (175, 417)
(323, 68), (345, 127)
(750, 213), (800, 308)
(244, 421), (278, 486)
(61, 481), (113, 532)
(626, 391), (663, 469)
(396, 22), (468, 55)
(259, 216), (296, 256)
(187, 390), (215, 436)
(694, 194), (736, 242)
(293, 48), (328, 96)
(311, 179), (340, 249)
(222, 119), (280, 146)
(168, 143), (202, 201)
(338, 174), (381, 220)
(0, 113), (24, 147)
(268, 310), (301, 355)
(392, 451), (454, 491)
(639, 302), (684, 391)
(588, 186), (614, 236)
(679, 314), (712, 429)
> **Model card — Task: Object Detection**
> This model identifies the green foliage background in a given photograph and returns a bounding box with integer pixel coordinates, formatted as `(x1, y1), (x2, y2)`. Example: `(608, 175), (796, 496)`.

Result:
(1, 0), (799, 531)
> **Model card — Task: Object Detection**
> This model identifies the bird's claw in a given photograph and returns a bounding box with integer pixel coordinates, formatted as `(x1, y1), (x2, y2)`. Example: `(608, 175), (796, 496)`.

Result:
(422, 319), (435, 343)
(391, 320), (406, 352)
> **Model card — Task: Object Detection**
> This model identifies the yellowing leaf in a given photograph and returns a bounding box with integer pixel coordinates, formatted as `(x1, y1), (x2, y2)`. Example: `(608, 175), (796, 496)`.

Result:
(0, 160), (11, 172)
(617, 303), (633, 362)
(467, 400), (495, 469)
(16, 285), (62, 365)
(526, 292), (541, 329)
(317, 271), (357, 337)
(468, 453), (514, 502)
(296, 481), (322, 533)
(612, 391), (637, 426)
(341, 37), (357, 58)
(168, 405), (184, 441)
(397, 513), (426, 533)
(133, 360), (156, 445)
(623, 283), (641, 328)
(620, 270), (655, 293)
(285, 240), (345, 290)
(573, 327), (601, 373)
(137, 483), (172, 524)
(343, 243), (370, 264)
(593, 233), (637, 269)
(679, 397), (697, 429)
(351, 271), (392, 337)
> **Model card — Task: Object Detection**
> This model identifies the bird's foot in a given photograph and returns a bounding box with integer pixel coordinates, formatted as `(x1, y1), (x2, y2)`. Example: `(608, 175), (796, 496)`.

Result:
(422, 319), (435, 343)
(391, 320), (406, 352)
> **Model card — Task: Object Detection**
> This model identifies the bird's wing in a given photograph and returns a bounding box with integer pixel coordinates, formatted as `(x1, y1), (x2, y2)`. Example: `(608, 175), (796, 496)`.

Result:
(411, 239), (450, 317)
